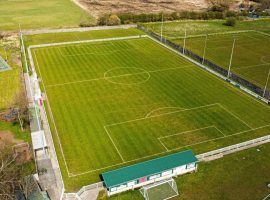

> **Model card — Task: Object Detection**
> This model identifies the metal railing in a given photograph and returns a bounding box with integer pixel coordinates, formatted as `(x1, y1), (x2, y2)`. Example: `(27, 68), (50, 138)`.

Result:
(197, 135), (270, 160)
(62, 182), (104, 200)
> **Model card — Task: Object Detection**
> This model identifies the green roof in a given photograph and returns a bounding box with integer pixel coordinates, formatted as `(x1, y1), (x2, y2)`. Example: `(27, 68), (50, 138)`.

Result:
(102, 150), (198, 188)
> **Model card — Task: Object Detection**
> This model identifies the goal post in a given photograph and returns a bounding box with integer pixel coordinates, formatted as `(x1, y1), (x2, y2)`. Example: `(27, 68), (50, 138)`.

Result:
(139, 178), (179, 200)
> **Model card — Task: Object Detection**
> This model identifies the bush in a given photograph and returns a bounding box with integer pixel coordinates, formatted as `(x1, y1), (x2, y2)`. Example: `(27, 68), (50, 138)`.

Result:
(108, 14), (121, 26)
(223, 17), (236, 27)
(79, 16), (97, 27)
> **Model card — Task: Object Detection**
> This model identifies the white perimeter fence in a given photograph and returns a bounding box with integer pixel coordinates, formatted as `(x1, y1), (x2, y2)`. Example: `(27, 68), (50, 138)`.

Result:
(197, 134), (270, 160)
(62, 182), (104, 200)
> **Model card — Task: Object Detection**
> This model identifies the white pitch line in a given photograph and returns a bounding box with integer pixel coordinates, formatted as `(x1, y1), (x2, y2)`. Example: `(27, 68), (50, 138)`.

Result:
(105, 103), (219, 128)
(214, 126), (226, 137)
(33, 50), (71, 175)
(46, 65), (193, 88)
(145, 106), (185, 118)
(217, 103), (253, 129)
(158, 139), (169, 152)
(69, 123), (270, 177)
(103, 126), (125, 163)
(158, 126), (216, 140)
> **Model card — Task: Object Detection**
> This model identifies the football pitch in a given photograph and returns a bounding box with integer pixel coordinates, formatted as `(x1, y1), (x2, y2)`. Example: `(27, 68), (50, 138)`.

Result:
(31, 34), (270, 190)
(170, 31), (270, 91)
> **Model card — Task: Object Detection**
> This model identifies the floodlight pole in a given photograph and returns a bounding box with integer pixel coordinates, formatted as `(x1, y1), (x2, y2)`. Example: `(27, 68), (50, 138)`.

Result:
(183, 26), (187, 54)
(202, 34), (208, 64)
(227, 38), (236, 78)
(161, 13), (164, 42)
(4, 47), (7, 61)
(263, 68), (270, 97)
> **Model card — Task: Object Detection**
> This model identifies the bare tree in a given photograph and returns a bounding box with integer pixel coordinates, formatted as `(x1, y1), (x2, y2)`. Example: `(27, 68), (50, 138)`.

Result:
(0, 145), (20, 200)
(19, 175), (37, 200)
(12, 89), (29, 131)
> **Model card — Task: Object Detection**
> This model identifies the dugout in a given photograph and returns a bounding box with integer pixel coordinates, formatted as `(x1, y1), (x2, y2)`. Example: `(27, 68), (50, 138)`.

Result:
(101, 150), (198, 196)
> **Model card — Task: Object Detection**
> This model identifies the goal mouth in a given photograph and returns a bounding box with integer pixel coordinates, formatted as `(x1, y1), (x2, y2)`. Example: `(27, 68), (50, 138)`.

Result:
(139, 178), (179, 200)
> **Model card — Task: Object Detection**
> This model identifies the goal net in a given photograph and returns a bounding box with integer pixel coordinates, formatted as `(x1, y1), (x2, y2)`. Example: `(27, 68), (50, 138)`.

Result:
(139, 178), (179, 200)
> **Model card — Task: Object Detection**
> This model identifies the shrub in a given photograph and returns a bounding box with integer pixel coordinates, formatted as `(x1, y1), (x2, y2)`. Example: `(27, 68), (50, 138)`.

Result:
(223, 17), (236, 27)
(107, 14), (121, 26)
(79, 16), (97, 27)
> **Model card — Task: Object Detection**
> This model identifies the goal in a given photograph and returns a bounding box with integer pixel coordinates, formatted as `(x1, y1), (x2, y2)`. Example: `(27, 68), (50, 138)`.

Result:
(139, 178), (179, 200)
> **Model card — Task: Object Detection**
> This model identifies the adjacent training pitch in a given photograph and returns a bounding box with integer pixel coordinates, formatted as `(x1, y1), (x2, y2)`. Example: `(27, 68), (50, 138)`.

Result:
(171, 31), (270, 91)
(31, 34), (270, 190)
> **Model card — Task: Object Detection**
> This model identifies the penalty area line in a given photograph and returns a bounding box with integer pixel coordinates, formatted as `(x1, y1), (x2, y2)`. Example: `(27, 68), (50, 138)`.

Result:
(103, 126), (125, 163)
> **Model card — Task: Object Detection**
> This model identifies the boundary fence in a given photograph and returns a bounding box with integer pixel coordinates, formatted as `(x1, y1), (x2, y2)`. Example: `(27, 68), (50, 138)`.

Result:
(62, 182), (104, 200)
(197, 134), (270, 161)
(138, 25), (270, 101)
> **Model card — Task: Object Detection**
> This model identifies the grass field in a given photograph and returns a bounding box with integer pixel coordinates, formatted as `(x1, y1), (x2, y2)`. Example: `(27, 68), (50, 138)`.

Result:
(145, 19), (270, 94)
(28, 28), (270, 191)
(0, 46), (22, 110)
(0, 0), (89, 31)
(145, 19), (270, 37)
(172, 31), (270, 91)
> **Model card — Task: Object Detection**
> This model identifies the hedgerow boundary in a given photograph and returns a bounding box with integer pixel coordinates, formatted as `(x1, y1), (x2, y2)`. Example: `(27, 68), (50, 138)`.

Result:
(138, 24), (270, 101)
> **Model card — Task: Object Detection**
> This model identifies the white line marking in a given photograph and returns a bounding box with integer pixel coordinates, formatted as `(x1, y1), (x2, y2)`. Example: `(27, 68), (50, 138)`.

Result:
(105, 103), (219, 128)
(169, 123), (270, 153)
(33, 50), (71, 175)
(103, 67), (151, 85)
(145, 106), (185, 118)
(103, 126), (125, 162)
(158, 139), (169, 152)
(157, 126), (216, 139)
(46, 65), (193, 88)
(217, 103), (253, 129)
(214, 126), (226, 136)
(69, 123), (270, 177)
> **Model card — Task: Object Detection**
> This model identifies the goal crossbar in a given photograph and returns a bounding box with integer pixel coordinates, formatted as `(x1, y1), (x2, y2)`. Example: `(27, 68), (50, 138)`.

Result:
(140, 178), (179, 200)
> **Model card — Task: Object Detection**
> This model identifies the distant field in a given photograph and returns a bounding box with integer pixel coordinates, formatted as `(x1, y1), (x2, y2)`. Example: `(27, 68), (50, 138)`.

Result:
(145, 19), (270, 37)
(172, 31), (270, 91)
(29, 29), (270, 191)
(0, 0), (89, 31)
(24, 28), (143, 46)
(0, 46), (21, 110)
(145, 19), (270, 94)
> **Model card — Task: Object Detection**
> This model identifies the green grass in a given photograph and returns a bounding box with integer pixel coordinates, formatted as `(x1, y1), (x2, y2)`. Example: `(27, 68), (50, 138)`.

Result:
(145, 19), (270, 93)
(0, 47), (22, 110)
(109, 142), (270, 200)
(172, 32), (270, 91)
(0, 121), (31, 143)
(24, 28), (144, 46)
(29, 29), (270, 191)
(145, 19), (270, 37)
(0, 0), (90, 31)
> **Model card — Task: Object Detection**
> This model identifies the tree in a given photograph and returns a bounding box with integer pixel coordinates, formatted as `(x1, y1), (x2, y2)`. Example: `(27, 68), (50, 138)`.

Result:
(223, 17), (236, 26)
(107, 15), (121, 26)
(12, 90), (29, 131)
(0, 145), (21, 200)
(0, 144), (35, 200)
(261, 0), (270, 10)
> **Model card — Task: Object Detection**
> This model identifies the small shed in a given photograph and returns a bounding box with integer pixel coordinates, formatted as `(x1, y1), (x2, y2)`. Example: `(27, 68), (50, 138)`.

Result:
(101, 150), (198, 196)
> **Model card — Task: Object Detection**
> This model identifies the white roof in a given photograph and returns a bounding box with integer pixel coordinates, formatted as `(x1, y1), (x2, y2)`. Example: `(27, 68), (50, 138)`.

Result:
(31, 130), (47, 150)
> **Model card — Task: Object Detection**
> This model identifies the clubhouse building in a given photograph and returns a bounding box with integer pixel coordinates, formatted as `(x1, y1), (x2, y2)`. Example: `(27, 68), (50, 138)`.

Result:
(101, 150), (198, 196)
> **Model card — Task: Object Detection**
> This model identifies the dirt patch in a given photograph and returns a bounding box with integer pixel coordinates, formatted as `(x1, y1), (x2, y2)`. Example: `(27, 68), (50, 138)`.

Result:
(77, 0), (209, 17)
(0, 130), (22, 145)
